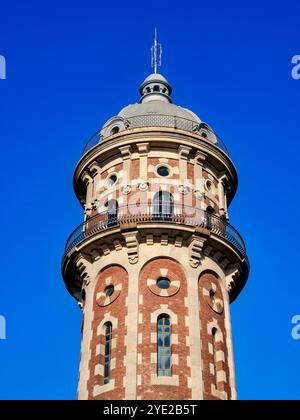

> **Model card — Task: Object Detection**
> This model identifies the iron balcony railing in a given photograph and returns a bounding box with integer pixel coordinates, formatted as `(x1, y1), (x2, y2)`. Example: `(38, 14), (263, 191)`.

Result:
(82, 114), (229, 155)
(63, 203), (247, 263)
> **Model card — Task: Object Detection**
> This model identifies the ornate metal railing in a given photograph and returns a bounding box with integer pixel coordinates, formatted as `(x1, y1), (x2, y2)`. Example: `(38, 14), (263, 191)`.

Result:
(63, 204), (247, 263)
(82, 115), (229, 155)
(83, 131), (101, 154)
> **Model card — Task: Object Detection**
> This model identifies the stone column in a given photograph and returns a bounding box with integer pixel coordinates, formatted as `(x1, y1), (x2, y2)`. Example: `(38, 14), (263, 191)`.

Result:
(123, 253), (140, 400)
(137, 142), (149, 182)
(223, 287), (237, 400)
(88, 161), (102, 207)
(119, 145), (132, 192)
(185, 264), (204, 399)
(218, 174), (228, 217)
(178, 145), (192, 186)
(82, 172), (93, 218)
(75, 254), (95, 400)
(194, 151), (206, 211)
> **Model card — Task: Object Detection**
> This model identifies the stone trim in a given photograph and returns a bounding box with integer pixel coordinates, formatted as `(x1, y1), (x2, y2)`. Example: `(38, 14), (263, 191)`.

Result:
(206, 319), (229, 398)
(150, 375), (179, 386)
(96, 313), (118, 336)
(93, 380), (115, 397)
(211, 384), (228, 400)
(122, 230), (139, 264)
(150, 305), (178, 325)
(96, 278), (122, 307)
(202, 279), (224, 314)
(188, 236), (206, 268)
(147, 272), (180, 297)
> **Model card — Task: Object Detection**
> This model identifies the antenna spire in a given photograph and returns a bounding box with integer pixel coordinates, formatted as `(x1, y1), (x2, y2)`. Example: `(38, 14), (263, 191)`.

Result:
(151, 28), (162, 74)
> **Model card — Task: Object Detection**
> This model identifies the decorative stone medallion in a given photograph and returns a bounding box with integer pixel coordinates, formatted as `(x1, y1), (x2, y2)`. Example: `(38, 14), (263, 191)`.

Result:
(121, 185), (132, 195)
(178, 185), (191, 195)
(146, 263), (181, 297)
(194, 190), (205, 201)
(202, 278), (224, 314)
(96, 275), (122, 307)
(138, 181), (149, 192)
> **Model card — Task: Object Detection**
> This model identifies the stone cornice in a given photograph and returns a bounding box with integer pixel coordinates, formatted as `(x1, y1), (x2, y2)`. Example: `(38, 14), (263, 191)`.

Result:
(62, 222), (249, 304)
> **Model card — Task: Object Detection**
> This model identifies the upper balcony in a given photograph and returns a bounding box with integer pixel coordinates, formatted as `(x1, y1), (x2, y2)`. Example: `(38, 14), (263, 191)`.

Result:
(82, 114), (229, 157)
(62, 203), (248, 272)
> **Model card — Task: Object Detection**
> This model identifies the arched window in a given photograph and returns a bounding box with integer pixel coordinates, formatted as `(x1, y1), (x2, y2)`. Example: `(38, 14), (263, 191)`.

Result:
(157, 315), (171, 377)
(104, 322), (112, 384)
(105, 200), (118, 227)
(110, 126), (120, 135)
(212, 327), (218, 387)
(201, 131), (208, 138)
(206, 206), (214, 230)
(153, 191), (173, 221)
(153, 85), (160, 92)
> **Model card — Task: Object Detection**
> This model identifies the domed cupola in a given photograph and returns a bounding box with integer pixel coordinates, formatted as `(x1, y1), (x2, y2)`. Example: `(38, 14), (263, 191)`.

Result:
(139, 73), (172, 103)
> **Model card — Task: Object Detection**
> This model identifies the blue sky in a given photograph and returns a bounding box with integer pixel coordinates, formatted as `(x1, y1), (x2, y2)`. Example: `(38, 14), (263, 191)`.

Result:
(0, 0), (299, 400)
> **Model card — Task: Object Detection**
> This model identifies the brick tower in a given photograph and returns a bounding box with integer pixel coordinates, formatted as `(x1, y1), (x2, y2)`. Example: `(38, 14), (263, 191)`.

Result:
(62, 36), (249, 400)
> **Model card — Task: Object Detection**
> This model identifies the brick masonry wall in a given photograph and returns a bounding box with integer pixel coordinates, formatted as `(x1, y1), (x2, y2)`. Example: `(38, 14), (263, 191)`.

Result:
(88, 157), (222, 216)
(82, 260), (235, 400)
(87, 265), (128, 400)
(137, 258), (192, 400)
(198, 272), (232, 400)
(131, 158), (140, 180)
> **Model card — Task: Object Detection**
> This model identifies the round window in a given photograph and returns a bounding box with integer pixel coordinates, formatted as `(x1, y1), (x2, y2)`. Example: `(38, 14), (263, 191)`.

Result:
(209, 289), (216, 303)
(206, 180), (212, 191)
(105, 285), (115, 298)
(156, 277), (171, 289)
(107, 174), (117, 187)
(201, 131), (208, 139)
(157, 166), (170, 177)
(111, 126), (120, 135)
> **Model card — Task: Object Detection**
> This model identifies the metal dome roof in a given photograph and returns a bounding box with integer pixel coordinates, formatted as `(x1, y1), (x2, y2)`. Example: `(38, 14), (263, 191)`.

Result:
(97, 72), (204, 142)
(142, 73), (169, 84)
(83, 71), (228, 155)
(118, 100), (201, 123)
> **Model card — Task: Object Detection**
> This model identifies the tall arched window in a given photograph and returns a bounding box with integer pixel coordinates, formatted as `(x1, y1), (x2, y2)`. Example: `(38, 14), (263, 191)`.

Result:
(153, 191), (173, 221)
(106, 200), (118, 227)
(206, 206), (214, 230)
(104, 322), (112, 384)
(212, 327), (218, 387)
(157, 315), (171, 376)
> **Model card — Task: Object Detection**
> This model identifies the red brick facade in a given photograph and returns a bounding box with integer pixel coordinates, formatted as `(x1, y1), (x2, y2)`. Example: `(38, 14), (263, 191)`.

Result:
(87, 265), (128, 400)
(83, 263), (233, 400)
(137, 258), (191, 400)
(77, 154), (235, 400)
(199, 272), (231, 400)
